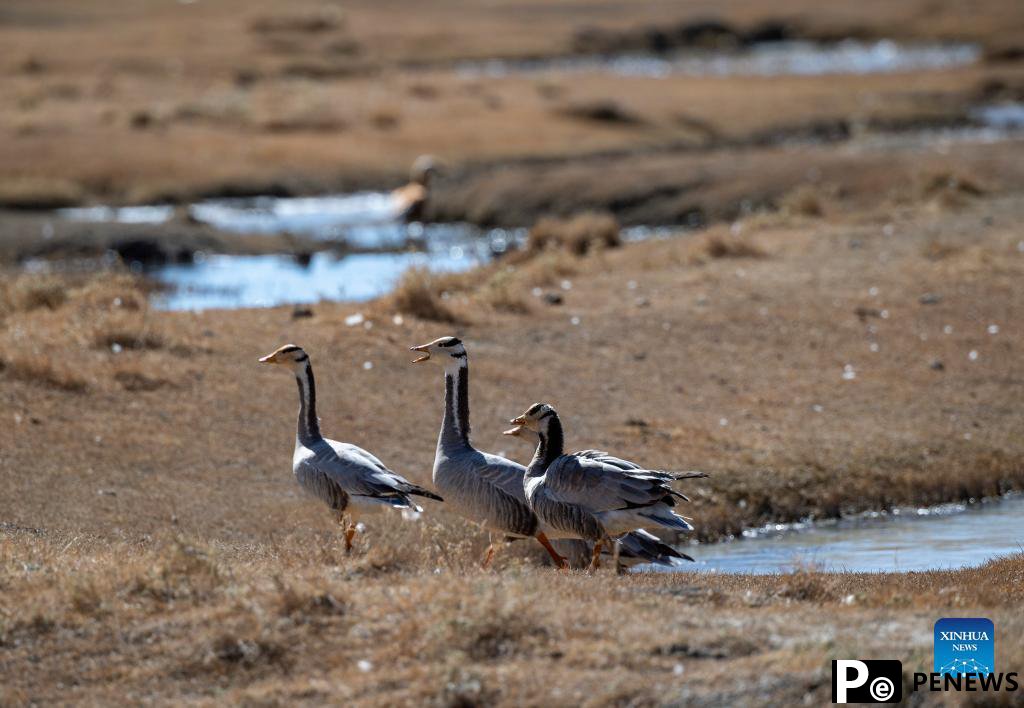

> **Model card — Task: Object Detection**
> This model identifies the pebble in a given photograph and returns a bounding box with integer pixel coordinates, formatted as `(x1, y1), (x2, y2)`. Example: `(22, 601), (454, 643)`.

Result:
(930, 359), (945, 371)
(919, 293), (942, 305)
(543, 293), (563, 306)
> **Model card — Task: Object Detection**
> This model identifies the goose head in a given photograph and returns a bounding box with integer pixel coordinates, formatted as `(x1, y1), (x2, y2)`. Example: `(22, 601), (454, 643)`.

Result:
(258, 344), (310, 372)
(409, 336), (466, 364)
(509, 402), (557, 432)
(410, 155), (439, 186)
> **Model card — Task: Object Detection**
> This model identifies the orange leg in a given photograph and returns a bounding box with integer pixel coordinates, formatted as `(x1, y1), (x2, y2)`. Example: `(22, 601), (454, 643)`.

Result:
(480, 544), (496, 569)
(536, 532), (569, 570)
(344, 522), (357, 553)
(588, 540), (603, 572)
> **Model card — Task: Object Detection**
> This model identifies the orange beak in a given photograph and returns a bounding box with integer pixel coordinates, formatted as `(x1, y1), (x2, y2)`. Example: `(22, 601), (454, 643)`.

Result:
(409, 344), (431, 363)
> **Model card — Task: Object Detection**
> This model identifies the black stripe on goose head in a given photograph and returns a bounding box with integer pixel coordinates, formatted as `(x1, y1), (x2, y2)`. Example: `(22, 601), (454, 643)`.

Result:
(438, 337), (466, 360)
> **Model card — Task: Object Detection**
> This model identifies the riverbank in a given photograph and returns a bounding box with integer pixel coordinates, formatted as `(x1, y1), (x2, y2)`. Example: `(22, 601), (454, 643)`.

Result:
(3, 0), (1024, 221)
(2, 527), (1022, 705)
(2, 188), (1022, 703)
(2, 193), (1022, 539)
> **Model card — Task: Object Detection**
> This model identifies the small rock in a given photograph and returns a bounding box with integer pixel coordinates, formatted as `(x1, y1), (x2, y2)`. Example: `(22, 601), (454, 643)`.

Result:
(542, 292), (563, 306)
(919, 293), (942, 305)
(854, 306), (882, 321)
(635, 297), (651, 308)
(930, 359), (945, 371)
(292, 306), (314, 319)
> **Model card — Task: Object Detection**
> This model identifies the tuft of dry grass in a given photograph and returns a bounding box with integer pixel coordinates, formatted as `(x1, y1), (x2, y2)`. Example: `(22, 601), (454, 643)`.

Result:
(0, 177), (84, 209)
(527, 211), (621, 256)
(388, 267), (462, 323)
(778, 184), (826, 217)
(0, 354), (87, 392)
(249, 9), (345, 35)
(0, 274), (67, 314)
(557, 99), (645, 126)
(700, 232), (767, 259)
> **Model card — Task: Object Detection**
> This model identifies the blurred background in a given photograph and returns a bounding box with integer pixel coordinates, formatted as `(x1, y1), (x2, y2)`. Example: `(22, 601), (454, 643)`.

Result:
(1, 0), (1023, 308)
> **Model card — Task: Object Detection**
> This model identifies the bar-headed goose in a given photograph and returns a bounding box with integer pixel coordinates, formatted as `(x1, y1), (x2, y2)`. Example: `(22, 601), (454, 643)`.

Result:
(410, 336), (574, 568)
(509, 403), (706, 570)
(503, 424), (694, 568)
(391, 155), (438, 222)
(410, 336), (690, 570)
(259, 344), (442, 551)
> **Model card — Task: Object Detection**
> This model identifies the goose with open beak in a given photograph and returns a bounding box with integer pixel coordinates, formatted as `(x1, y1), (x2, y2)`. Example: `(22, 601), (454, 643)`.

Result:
(408, 336), (573, 569)
(509, 403), (706, 571)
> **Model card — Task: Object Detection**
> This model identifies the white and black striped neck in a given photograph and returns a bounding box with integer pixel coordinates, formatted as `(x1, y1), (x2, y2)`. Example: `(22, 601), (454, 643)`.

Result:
(293, 356), (322, 444)
(439, 354), (471, 449)
(528, 412), (564, 475)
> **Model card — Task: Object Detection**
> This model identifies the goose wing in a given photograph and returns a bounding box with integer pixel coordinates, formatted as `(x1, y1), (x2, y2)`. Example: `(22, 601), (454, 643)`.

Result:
(541, 453), (682, 513)
(302, 439), (442, 504)
(473, 451), (529, 503)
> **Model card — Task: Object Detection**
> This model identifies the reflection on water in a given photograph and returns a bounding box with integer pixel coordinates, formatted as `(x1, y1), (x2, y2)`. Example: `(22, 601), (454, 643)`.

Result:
(151, 250), (479, 311)
(693, 495), (1024, 574)
(458, 40), (980, 79)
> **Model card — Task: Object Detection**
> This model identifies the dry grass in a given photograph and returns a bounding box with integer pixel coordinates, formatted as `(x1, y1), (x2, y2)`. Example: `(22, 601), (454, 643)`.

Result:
(0, 274), (68, 315)
(0, 176), (83, 209)
(387, 267), (462, 323)
(1, 526), (1021, 705)
(0, 354), (87, 392)
(1, 195), (1024, 703)
(698, 230), (767, 260)
(527, 211), (621, 256)
(778, 183), (827, 218)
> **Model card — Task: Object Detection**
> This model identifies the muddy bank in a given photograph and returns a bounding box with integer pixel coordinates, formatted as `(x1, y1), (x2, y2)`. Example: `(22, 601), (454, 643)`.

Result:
(0, 211), (335, 266)
(426, 132), (1024, 227)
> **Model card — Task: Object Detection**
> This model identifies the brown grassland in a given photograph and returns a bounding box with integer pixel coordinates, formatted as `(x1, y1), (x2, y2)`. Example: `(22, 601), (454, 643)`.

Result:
(3, 0), (1024, 704)
(2, 189), (1023, 704)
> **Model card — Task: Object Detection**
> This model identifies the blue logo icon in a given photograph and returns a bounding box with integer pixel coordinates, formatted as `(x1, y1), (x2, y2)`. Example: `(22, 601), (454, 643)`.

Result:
(934, 618), (994, 676)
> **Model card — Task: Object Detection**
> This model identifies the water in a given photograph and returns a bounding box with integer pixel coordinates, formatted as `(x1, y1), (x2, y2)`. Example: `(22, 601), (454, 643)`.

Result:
(458, 40), (980, 79)
(53, 101), (1022, 311)
(150, 250), (479, 311)
(694, 495), (1024, 574)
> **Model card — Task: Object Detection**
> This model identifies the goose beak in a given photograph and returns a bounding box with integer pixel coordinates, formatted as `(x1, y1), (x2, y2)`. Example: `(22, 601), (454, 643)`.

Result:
(502, 425), (524, 436)
(409, 344), (431, 363)
(509, 415), (527, 425)
(258, 353), (278, 365)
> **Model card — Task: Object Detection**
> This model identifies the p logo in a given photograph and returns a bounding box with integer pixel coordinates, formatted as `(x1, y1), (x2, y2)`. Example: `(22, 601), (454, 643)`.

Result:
(832, 660), (902, 703)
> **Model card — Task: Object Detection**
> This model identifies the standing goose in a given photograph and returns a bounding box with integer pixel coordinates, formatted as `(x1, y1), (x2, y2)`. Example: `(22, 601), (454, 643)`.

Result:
(502, 424), (694, 567)
(509, 403), (706, 571)
(259, 344), (442, 551)
(410, 336), (569, 568)
(409, 336), (687, 570)
(391, 155), (438, 222)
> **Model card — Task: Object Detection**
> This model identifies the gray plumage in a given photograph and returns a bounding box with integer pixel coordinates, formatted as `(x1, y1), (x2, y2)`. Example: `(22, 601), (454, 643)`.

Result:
(261, 344), (441, 519)
(414, 338), (685, 568)
(418, 338), (541, 536)
(519, 404), (705, 544)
